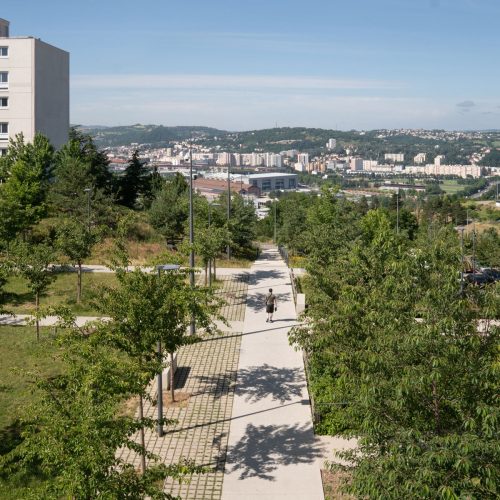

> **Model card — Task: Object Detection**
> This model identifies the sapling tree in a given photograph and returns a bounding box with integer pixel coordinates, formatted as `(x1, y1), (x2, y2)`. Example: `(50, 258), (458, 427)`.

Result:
(95, 268), (224, 470)
(56, 219), (99, 303)
(0, 324), (200, 498)
(11, 240), (56, 340)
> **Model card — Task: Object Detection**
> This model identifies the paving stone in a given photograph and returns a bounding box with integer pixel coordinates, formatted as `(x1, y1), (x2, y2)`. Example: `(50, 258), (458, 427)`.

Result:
(118, 273), (247, 499)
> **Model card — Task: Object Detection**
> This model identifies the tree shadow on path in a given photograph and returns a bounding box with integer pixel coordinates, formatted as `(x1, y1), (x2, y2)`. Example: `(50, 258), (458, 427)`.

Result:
(235, 364), (305, 404)
(226, 422), (325, 480)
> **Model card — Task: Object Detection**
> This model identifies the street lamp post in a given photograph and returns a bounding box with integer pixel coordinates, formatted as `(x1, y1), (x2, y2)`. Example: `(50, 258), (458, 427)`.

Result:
(227, 165), (231, 260)
(189, 146), (195, 335)
(273, 200), (277, 244)
(83, 187), (92, 232)
(156, 264), (180, 437)
(460, 227), (465, 295)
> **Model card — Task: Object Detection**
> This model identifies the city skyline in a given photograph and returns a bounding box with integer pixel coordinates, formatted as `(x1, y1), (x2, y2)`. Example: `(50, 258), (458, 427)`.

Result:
(3, 0), (500, 131)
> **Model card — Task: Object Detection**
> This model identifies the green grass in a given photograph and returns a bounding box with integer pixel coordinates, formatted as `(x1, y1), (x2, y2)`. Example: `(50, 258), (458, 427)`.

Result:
(440, 180), (464, 194)
(3, 272), (118, 316)
(0, 326), (64, 499)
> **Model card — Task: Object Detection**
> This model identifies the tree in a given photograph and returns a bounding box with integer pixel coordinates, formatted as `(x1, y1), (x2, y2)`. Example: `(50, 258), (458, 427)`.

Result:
(0, 326), (200, 498)
(10, 240), (56, 340)
(193, 226), (229, 285)
(0, 133), (54, 245)
(291, 214), (500, 498)
(118, 149), (151, 209)
(94, 267), (223, 474)
(475, 227), (500, 268)
(56, 220), (98, 303)
(148, 173), (189, 246)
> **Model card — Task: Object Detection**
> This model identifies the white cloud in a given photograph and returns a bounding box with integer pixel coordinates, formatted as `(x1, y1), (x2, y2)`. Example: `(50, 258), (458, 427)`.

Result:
(72, 74), (401, 91)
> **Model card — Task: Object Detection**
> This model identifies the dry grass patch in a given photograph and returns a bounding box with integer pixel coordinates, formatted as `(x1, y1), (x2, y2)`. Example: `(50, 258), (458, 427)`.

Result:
(321, 470), (354, 500)
(163, 391), (191, 408)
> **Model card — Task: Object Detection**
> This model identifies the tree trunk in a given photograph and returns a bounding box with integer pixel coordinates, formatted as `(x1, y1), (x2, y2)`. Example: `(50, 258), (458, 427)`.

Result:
(77, 262), (82, 303)
(170, 352), (175, 403)
(209, 259), (212, 288)
(138, 393), (147, 473)
(35, 292), (40, 341)
(213, 257), (217, 281)
(204, 263), (208, 286)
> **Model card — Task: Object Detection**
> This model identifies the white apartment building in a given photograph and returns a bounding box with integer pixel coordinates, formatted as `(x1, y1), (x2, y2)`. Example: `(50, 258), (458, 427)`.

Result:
(414, 153), (426, 164)
(326, 138), (336, 149)
(405, 164), (481, 178)
(265, 152), (282, 168)
(0, 19), (69, 154)
(384, 153), (404, 162)
(297, 153), (309, 168)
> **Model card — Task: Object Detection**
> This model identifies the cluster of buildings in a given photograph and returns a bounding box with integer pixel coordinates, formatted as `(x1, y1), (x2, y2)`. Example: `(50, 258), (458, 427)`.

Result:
(0, 19), (69, 155)
(346, 153), (483, 178)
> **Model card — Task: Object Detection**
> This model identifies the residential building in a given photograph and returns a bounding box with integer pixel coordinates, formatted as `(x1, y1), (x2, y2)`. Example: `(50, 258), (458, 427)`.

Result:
(414, 153), (426, 164)
(384, 153), (404, 162)
(350, 158), (363, 171)
(0, 19), (69, 153)
(326, 138), (336, 149)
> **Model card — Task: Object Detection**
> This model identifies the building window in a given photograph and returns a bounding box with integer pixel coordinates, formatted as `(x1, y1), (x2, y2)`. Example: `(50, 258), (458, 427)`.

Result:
(0, 122), (8, 140)
(0, 72), (7, 89)
(0, 47), (7, 57)
(0, 148), (7, 156)
(262, 180), (272, 191)
(275, 180), (284, 189)
(0, 97), (7, 108)
(288, 178), (296, 188)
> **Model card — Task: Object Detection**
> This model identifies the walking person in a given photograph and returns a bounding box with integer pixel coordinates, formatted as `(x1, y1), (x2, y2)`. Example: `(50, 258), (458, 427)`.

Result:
(265, 288), (277, 323)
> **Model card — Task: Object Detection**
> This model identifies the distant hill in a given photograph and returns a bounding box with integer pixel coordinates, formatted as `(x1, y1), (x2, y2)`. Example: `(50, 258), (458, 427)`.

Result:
(76, 124), (500, 165)
(76, 124), (227, 147)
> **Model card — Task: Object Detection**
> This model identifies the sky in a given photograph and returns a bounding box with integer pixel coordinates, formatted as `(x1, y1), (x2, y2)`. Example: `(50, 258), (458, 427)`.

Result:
(2, 0), (500, 131)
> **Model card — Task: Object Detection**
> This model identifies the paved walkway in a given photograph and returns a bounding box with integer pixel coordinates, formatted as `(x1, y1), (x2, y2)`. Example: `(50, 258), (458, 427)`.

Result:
(222, 247), (325, 500)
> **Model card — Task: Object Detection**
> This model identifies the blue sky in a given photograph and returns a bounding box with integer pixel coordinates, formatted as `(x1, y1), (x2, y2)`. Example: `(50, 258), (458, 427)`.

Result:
(3, 0), (500, 130)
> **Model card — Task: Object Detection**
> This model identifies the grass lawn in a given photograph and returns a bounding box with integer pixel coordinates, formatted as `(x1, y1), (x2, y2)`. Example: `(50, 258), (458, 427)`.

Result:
(0, 326), (64, 499)
(3, 272), (118, 316)
(440, 180), (464, 194)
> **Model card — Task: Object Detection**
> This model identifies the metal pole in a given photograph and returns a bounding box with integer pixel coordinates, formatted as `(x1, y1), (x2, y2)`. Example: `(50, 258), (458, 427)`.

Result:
(156, 267), (164, 436)
(189, 146), (195, 335)
(273, 200), (277, 244)
(396, 188), (399, 234)
(472, 227), (476, 276)
(460, 228), (464, 295)
(84, 188), (91, 232)
(227, 165), (231, 260)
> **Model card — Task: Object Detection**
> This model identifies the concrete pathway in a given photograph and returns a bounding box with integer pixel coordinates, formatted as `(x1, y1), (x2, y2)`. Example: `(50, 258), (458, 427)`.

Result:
(222, 247), (325, 500)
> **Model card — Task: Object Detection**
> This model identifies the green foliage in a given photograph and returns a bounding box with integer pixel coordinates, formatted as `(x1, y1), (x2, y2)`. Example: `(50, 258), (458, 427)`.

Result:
(0, 328), (199, 499)
(291, 211), (500, 498)
(56, 219), (99, 302)
(148, 173), (189, 245)
(0, 134), (53, 241)
(476, 228), (500, 268)
(118, 149), (153, 209)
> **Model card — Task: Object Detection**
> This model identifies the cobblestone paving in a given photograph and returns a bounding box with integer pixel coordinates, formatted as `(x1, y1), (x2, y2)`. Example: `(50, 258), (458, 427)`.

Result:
(119, 273), (247, 499)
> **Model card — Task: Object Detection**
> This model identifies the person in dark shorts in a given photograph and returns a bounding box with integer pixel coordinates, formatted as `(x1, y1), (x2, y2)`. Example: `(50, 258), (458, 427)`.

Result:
(265, 288), (277, 323)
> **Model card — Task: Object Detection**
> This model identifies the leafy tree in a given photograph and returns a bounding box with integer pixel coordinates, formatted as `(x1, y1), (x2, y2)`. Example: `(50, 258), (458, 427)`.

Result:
(118, 149), (152, 209)
(148, 173), (189, 246)
(0, 156), (49, 242)
(476, 227), (500, 267)
(0, 133), (54, 184)
(58, 128), (114, 193)
(10, 241), (56, 340)
(95, 267), (223, 472)
(193, 226), (229, 285)
(216, 192), (257, 256)
(0, 327), (200, 498)
(291, 214), (500, 498)
(56, 220), (99, 303)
